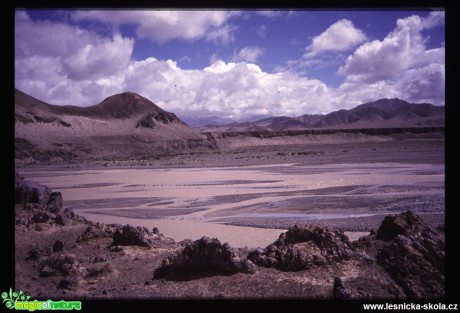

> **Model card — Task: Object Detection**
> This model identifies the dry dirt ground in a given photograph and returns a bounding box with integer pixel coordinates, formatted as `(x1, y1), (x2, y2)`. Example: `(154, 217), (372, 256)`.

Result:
(15, 221), (403, 299)
(13, 137), (447, 309)
(17, 137), (444, 169)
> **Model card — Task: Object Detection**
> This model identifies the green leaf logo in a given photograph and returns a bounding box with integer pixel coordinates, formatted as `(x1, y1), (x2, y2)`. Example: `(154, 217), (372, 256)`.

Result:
(2, 288), (30, 310)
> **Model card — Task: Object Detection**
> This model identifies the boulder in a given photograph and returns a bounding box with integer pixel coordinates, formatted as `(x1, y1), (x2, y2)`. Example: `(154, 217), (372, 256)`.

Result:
(55, 212), (69, 226)
(375, 211), (445, 298)
(332, 277), (350, 299)
(53, 240), (64, 252)
(57, 275), (81, 289)
(16, 217), (30, 226)
(26, 245), (52, 260)
(76, 223), (121, 242)
(112, 225), (159, 248)
(85, 264), (113, 278)
(46, 192), (63, 213)
(153, 236), (257, 280)
(31, 211), (55, 223)
(14, 173), (75, 227)
(15, 172), (50, 205)
(376, 211), (427, 241)
(248, 224), (355, 271)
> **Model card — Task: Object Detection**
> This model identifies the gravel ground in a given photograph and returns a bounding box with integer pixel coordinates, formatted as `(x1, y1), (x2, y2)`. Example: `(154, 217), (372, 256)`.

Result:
(17, 138), (445, 170)
(215, 212), (445, 232)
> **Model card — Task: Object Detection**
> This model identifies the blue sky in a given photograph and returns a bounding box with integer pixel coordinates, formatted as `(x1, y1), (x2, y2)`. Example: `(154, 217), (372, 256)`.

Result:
(15, 9), (445, 122)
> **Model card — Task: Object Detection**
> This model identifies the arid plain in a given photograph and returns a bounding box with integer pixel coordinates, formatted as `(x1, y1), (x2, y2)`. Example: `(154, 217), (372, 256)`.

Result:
(14, 90), (446, 299)
(17, 139), (445, 248)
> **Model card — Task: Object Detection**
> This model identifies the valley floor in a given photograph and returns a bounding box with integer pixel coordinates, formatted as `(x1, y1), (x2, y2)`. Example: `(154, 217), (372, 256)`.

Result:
(17, 138), (445, 246)
(14, 137), (446, 301)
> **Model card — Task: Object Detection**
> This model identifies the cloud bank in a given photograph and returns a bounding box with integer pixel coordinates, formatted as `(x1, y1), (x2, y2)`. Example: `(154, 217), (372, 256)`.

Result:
(71, 10), (239, 45)
(338, 11), (445, 105)
(15, 10), (445, 122)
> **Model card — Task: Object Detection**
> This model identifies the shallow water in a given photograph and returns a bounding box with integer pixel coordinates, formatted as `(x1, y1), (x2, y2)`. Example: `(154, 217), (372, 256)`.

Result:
(18, 162), (444, 248)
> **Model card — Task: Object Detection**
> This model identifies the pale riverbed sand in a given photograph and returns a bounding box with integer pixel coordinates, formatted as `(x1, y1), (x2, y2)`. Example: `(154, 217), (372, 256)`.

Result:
(18, 160), (444, 248)
(69, 211), (370, 247)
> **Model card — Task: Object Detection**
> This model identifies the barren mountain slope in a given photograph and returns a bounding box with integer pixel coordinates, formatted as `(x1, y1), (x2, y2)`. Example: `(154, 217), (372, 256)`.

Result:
(198, 98), (444, 132)
(15, 89), (215, 161)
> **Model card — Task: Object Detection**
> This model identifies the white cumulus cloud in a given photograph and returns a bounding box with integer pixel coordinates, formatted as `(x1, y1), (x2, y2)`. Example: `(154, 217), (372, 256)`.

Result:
(71, 10), (239, 45)
(305, 19), (366, 58)
(15, 11), (134, 106)
(15, 11), (335, 119)
(336, 11), (445, 105)
(15, 10), (445, 123)
(232, 46), (265, 63)
(124, 59), (334, 119)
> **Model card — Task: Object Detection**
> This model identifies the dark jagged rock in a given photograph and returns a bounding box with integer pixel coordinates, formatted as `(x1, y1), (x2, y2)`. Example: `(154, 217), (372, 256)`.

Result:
(135, 111), (178, 129)
(376, 211), (426, 241)
(332, 277), (350, 299)
(93, 256), (107, 263)
(47, 192), (63, 213)
(15, 172), (50, 205)
(109, 245), (123, 252)
(18, 203), (73, 227)
(76, 223), (121, 242)
(57, 276), (80, 289)
(247, 224), (355, 271)
(85, 264), (113, 278)
(64, 208), (86, 223)
(375, 211), (445, 298)
(31, 211), (55, 223)
(16, 217), (30, 226)
(101, 224), (172, 248)
(112, 225), (159, 248)
(63, 208), (75, 218)
(15, 172), (77, 227)
(55, 212), (69, 226)
(53, 240), (64, 252)
(153, 236), (257, 280)
(26, 244), (52, 260)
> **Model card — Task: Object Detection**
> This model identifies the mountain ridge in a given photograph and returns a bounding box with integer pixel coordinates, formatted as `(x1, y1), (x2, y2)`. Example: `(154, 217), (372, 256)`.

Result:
(15, 89), (185, 123)
(196, 98), (445, 132)
(14, 90), (445, 162)
(14, 89), (215, 161)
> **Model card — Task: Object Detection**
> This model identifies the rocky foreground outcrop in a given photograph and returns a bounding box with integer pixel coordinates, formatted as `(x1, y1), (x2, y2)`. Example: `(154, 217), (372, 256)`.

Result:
(112, 225), (169, 248)
(149, 213), (445, 298)
(153, 237), (257, 280)
(243, 212), (445, 298)
(375, 212), (445, 298)
(247, 224), (356, 271)
(14, 173), (445, 298)
(15, 172), (78, 227)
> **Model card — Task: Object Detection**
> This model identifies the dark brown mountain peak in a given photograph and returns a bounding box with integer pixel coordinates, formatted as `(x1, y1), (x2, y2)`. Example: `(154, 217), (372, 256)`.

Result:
(15, 89), (183, 124)
(93, 92), (166, 119)
(351, 98), (411, 113)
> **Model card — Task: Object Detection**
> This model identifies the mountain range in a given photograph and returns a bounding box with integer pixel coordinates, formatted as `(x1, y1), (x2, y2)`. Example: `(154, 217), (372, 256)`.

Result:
(15, 89), (445, 162)
(196, 98), (445, 132)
